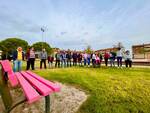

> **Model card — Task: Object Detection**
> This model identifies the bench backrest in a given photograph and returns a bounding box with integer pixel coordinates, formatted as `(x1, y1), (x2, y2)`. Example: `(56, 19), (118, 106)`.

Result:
(0, 60), (12, 73)
(0, 60), (18, 87)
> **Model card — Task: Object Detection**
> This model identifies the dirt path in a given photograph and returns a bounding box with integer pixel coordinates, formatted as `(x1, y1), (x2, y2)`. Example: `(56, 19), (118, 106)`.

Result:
(0, 83), (88, 113)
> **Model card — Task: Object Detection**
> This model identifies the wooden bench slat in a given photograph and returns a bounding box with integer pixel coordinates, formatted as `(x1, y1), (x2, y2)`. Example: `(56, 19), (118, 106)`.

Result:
(15, 72), (41, 104)
(21, 71), (53, 96)
(27, 71), (61, 92)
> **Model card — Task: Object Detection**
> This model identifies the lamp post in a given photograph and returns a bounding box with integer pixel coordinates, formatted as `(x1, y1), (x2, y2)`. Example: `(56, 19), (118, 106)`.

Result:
(41, 27), (45, 49)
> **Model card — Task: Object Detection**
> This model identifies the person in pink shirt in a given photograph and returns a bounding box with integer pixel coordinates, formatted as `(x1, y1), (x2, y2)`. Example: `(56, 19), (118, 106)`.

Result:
(83, 52), (87, 66)
(96, 54), (100, 67)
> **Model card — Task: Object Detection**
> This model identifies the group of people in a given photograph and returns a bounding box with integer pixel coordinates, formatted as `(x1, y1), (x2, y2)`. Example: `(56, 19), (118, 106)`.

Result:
(49, 48), (132, 68)
(11, 47), (132, 72)
(12, 47), (48, 72)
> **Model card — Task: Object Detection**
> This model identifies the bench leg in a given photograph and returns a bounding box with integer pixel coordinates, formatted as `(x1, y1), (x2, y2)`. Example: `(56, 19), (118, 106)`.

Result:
(45, 95), (50, 113)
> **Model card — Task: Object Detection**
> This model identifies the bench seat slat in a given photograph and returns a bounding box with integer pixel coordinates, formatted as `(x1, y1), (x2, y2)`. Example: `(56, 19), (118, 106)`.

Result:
(15, 72), (41, 104)
(21, 71), (53, 96)
(27, 71), (61, 92)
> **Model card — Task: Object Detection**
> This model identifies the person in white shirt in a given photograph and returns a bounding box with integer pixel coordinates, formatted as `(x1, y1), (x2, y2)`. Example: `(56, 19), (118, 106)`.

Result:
(125, 50), (132, 67)
(92, 52), (96, 67)
(116, 48), (123, 67)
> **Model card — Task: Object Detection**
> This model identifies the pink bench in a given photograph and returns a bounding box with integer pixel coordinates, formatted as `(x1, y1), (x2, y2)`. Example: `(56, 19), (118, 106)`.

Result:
(0, 60), (61, 113)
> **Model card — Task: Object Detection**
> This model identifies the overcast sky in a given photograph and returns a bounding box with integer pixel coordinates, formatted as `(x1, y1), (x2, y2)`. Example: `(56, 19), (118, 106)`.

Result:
(0, 0), (150, 50)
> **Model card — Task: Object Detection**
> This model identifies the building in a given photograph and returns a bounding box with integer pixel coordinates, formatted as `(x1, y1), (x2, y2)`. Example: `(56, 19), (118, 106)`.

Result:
(95, 47), (118, 54)
(132, 43), (150, 59)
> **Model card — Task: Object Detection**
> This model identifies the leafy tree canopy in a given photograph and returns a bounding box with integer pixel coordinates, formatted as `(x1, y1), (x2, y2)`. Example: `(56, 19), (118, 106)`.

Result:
(85, 45), (93, 54)
(0, 38), (28, 54)
(32, 42), (52, 54)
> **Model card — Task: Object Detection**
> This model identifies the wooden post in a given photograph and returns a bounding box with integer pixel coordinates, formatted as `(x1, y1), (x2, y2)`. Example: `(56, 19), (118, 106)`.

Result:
(0, 65), (13, 113)
(45, 95), (50, 113)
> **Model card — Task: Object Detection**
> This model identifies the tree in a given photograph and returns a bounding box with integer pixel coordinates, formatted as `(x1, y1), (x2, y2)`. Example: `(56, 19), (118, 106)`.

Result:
(85, 45), (93, 54)
(32, 42), (52, 54)
(0, 38), (28, 55)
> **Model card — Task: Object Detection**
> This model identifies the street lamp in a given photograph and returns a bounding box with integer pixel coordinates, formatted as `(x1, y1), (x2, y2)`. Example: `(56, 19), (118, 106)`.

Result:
(41, 27), (45, 49)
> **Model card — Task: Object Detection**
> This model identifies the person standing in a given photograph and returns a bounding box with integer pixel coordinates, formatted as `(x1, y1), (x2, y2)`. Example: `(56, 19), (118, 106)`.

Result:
(72, 51), (78, 66)
(12, 47), (24, 72)
(26, 47), (30, 70)
(104, 52), (110, 66)
(29, 47), (35, 70)
(60, 51), (63, 67)
(116, 48), (123, 68)
(39, 48), (47, 69)
(78, 52), (82, 66)
(62, 51), (67, 67)
(48, 55), (54, 68)
(125, 50), (132, 68)
(109, 51), (116, 67)
(55, 51), (61, 68)
(66, 50), (72, 67)
(83, 52), (87, 66)
(92, 52), (96, 68)
(95, 54), (100, 67)
(87, 53), (91, 67)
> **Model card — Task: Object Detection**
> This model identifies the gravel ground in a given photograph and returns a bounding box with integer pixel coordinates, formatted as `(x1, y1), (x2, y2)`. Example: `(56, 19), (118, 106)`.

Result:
(0, 83), (88, 113)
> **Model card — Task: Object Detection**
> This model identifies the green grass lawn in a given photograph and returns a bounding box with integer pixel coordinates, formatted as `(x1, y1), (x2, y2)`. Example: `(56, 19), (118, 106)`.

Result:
(32, 66), (150, 113)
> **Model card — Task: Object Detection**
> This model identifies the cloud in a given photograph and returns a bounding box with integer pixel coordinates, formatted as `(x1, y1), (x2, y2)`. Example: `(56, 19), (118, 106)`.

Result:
(0, 0), (150, 50)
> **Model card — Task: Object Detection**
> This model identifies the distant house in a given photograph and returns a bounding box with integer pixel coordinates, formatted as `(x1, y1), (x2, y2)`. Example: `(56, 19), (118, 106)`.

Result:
(95, 47), (118, 54)
(132, 43), (150, 59)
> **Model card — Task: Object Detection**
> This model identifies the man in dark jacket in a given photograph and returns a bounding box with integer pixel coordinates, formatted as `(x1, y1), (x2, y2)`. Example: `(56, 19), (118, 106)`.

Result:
(66, 50), (72, 67)
(72, 51), (78, 66)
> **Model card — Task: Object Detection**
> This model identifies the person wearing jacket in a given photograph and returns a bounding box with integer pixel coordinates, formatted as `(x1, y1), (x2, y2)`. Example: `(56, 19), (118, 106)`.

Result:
(26, 47), (30, 70)
(29, 47), (35, 70)
(72, 51), (78, 66)
(12, 47), (24, 72)
(77, 52), (82, 66)
(109, 51), (116, 67)
(55, 51), (61, 68)
(39, 48), (47, 69)
(48, 55), (54, 68)
(66, 50), (72, 67)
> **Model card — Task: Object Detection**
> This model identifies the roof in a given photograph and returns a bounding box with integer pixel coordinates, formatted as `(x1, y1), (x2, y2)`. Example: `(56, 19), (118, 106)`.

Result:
(132, 43), (150, 47)
(95, 47), (118, 52)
